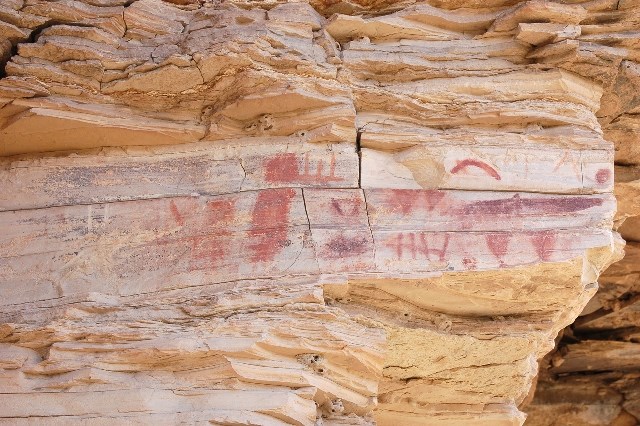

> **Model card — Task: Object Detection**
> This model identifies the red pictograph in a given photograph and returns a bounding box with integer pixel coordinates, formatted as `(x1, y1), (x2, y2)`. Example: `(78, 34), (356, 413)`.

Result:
(450, 159), (501, 180)
(248, 188), (296, 263)
(265, 152), (342, 185)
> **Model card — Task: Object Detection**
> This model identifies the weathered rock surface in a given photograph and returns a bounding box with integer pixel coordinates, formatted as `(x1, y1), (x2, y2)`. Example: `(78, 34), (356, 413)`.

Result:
(0, 0), (636, 424)
(525, 161), (640, 425)
(522, 3), (640, 421)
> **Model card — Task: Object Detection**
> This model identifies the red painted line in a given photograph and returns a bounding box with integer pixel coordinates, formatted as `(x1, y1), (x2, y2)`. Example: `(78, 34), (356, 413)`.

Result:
(450, 159), (501, 180)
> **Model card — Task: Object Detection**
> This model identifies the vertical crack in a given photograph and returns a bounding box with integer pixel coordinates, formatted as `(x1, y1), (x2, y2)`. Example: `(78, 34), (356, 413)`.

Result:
(301, 188), (311, 232)
(238, 158), (247, 191)
(354, 126), (375, 262)
(356, 129), (363, 189)
(579, 151), (585, 192)
(361, 188), (377, 265)
(300, 188), (321, 273)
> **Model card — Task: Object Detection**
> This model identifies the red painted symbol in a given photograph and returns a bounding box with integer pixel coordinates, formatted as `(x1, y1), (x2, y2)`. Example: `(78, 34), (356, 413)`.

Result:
(385, 232), (450, 261)
(323, 235), (369, 259)
(462, 194), (603, 216)
(331, 196), (361, 217)
(486, 233), (511, 266)
(189, 200), (236, 270)
(249, 188), (296, 262)
(265, 153), (343, 185)
(595, 168), (611, 184)
(450, 159), (501, 180)
(529, 231), (557, 261)
(462, 257), (477, 270)
(169, 200), (185, 226)
(167, 198), (236, 271)
(385, 189), (445, 214)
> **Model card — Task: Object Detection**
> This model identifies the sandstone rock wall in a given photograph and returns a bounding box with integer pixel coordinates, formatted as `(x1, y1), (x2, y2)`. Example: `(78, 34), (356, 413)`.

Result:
(525, 82), (640, 426)
(0, 0), (636, 424)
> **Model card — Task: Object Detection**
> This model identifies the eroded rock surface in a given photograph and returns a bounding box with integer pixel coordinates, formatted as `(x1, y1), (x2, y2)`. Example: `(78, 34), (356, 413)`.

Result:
(0, 0), (636, 424)
(525, 87), (640, 426)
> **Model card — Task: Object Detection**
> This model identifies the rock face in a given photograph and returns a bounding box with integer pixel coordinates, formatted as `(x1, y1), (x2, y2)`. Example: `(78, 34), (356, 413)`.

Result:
(0, 0), (636, 425)
(525, 137), (640, 422)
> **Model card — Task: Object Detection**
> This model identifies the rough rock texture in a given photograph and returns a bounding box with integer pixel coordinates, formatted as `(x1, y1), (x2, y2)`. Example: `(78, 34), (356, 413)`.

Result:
(0, 0), (636, 425)
(519, 2), (640, 422)
(525, 99), (640, 423)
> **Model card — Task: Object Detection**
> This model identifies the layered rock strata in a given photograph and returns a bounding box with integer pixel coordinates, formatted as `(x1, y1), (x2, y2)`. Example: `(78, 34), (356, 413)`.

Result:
(524, 177), (640, 426)
(0, 0), (634, 424)
(525, 88), (640, 426)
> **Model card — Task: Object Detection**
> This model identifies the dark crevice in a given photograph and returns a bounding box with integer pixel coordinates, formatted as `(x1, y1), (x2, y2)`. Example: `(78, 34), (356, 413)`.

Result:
(0, 41), (17, 79)
(573, 326), (640, 342)
(0, 20), (110, 78)
(28, 21), (97, 44)
(572, 293), (640, 330)
(555, 369), (636, 378)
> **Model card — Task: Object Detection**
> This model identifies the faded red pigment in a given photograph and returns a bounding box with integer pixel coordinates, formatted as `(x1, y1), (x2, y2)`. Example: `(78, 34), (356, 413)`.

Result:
(265, 153), (342, 185)
(324, 235), (369, 259)
(164, 198), (237, 271)
(462, 257), (478, 270)
(249, 188), (296, 262)
(385, 189), (445, 214)
(529, 231), (557, 261)
(330, 196), (361, 217)
(462, 194), (603, 216)
(205, 200), (236, 226)
(486, 233), (511, 261)
(169, 200), (185, 226)
(189, 200), (236, 270)
(385, 232), (450, 261)
(595, 168), (611, 184)
(264, 153), (299, 183)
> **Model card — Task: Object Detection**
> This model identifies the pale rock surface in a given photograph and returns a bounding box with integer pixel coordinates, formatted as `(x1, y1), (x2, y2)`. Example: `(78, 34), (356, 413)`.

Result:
(0, 0), (636, 425)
